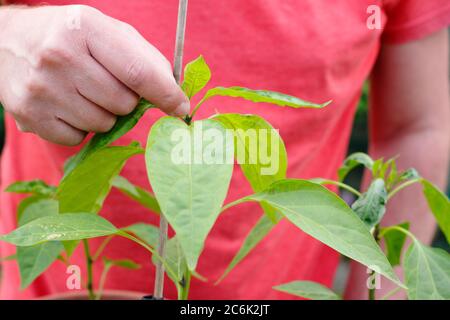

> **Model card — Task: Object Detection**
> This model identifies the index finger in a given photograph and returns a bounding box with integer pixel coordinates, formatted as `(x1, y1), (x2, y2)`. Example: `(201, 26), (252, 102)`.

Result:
(85, 16), (189, 116)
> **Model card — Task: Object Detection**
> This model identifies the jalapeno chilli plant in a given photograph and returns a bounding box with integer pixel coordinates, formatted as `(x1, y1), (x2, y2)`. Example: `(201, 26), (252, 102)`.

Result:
(2, 53), (448, 300)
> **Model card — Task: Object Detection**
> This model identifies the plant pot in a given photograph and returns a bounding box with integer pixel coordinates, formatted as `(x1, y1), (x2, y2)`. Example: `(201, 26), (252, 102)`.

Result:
(41, 290), (147, 300)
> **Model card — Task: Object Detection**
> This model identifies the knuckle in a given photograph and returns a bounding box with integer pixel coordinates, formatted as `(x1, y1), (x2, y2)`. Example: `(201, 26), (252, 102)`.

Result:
(117, 21), (138, 35)
(35, 43), (74, 67)
(93, 113), (116, 133)
(78, 4), (101, 16)
(113, 93), (139, 115)
(23, 73), (47, 98)
(125, 58), (146, 88)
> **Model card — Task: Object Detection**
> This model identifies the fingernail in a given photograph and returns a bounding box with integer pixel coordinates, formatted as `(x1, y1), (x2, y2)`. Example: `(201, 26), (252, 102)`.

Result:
(170, 101), (190, 117)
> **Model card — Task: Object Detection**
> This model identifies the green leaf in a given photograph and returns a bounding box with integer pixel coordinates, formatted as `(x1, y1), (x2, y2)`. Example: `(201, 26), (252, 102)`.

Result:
(64, 99), (152, 176)
(380, 222), (410, 266)
(5, 180), (56, 197)
(103, 257), (140, 270)
(217, 213), (278, 283)
(16, 197), (63, 289)
(404, 239), (450, 299)
(421, 179), (450, 244)
(213, 113), (287, 221)
(338, 152), (373, 182)
(146, 117), (233, 270)
(241, 179), (401, 286)
(379, 158), (396, 181)
(386, 161), (398, 189)
(181, 55), (211, 99)
(18, 198), (59, 226)
(123, 223), (159, 248)
(351, 179), (387, 228)
(1, 213), (118, 246)
(112, 176), (160, 214)
(58, 145), (142, 255)
(399, 168), (420, 182)
(58, 145), (143, 214)
(18, 242), (63, 289)
(273, 281), (341, 300)
(372, 158), (383, 178)
(203, 86), (330, 109)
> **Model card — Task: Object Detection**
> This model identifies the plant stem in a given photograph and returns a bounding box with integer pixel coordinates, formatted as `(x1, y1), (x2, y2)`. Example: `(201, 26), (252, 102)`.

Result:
(96, 263), (112, 300)
(381, 287), (403, 300)
(82, 239), (95, 300)
(315, 179), (361, 197)
(153, 0), (189, 300)
(368, 224), (380, 301)
(92, 235), (113, 261)
(387, 178), (421, 200)
(179, 269), (192, 300)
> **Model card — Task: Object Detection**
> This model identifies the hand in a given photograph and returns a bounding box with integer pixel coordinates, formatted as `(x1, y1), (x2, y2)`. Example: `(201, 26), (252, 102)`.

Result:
(0, 5), (189, 146)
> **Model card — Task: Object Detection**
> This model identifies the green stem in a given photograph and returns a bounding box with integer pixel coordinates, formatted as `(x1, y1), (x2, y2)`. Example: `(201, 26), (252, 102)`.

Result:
(189, 96), (209, 120)
(179, 269), (192, 300)
(92, 235), (114, 261)
(368, 224), (380, 301)
(117, 231), (180, 291)
(387, 178), (421, 200)
(381, 287), (403, 300)
(221, 197), (247, 213)
(82, 239), (95, 300)
(96, 264), (112, 300)
(315, 179), (361, 197)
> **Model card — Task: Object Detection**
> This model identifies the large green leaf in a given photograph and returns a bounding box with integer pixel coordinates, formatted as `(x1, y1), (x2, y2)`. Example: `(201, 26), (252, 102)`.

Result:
(146, 117), (233, 270)
(239, 179), (401, 286)
(16, 197), (63, 289)
(58, 145), (142, 255)
(273, 281), (341, 300)
(181, 55), (211, 99)
(404, 239), (450, 300)
(112, 176), (160, 214)
(338, 152), (374, 182)
(58, 145), (143, 213)
(1, 213), (118, 246)
(421, 179), (450, 244)
(203, 87), (330, 109)
(64, 99), (152, 176)
(5, 180), (56, 197)
(380, 222), (410, 267)
(351, 179), (387, 229)
(213, 113), (286, 221)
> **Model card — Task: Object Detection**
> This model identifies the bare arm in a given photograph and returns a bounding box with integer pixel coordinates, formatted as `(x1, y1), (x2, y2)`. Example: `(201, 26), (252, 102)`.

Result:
(345, 29), (450, 299)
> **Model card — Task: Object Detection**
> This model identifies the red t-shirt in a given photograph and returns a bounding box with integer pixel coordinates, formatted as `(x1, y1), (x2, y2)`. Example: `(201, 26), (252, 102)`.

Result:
(1, 0), (449, 299)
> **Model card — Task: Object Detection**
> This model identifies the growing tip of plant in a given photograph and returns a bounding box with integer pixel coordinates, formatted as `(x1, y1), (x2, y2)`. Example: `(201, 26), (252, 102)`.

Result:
(183, 114), (192, 125)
